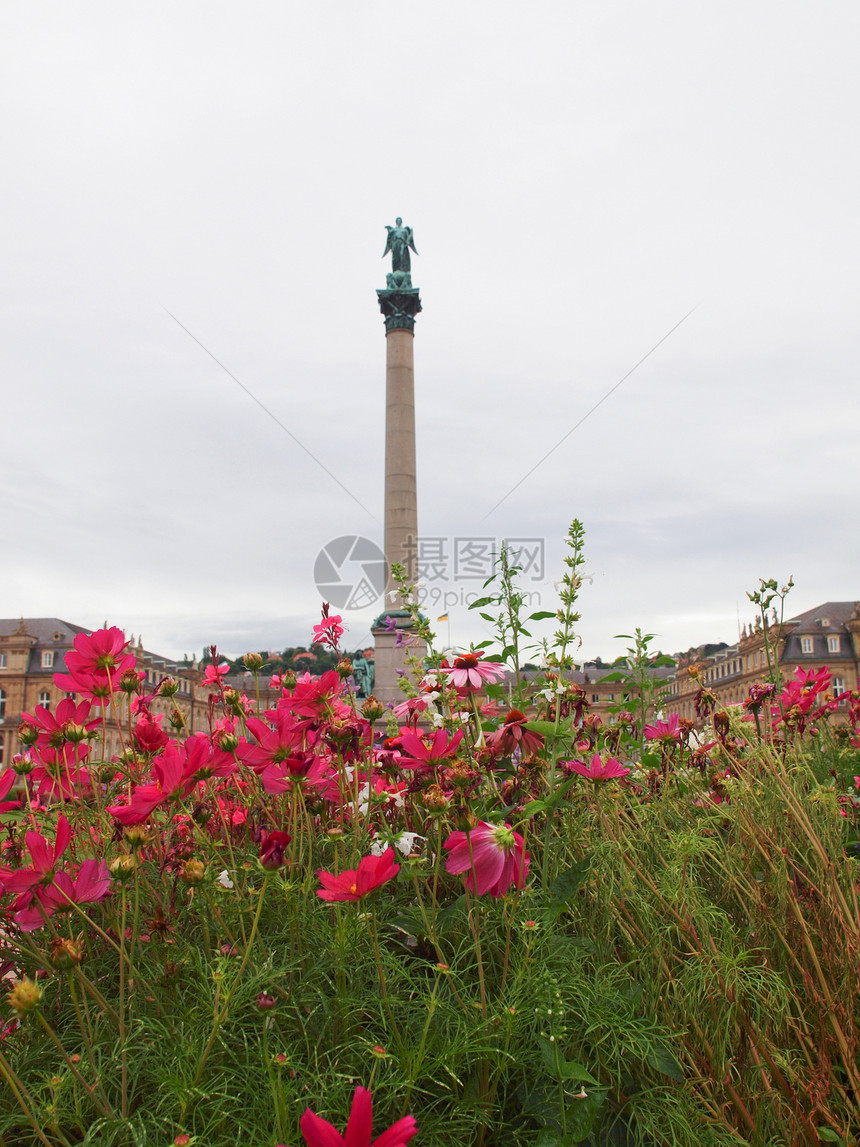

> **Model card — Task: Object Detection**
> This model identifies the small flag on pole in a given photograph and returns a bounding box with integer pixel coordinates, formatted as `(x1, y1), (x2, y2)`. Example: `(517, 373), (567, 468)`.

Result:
(437, 613), (449, 622)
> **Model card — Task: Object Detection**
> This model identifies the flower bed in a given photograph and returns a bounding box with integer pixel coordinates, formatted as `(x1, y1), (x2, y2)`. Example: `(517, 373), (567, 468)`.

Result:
(1, 525), (859, 1146)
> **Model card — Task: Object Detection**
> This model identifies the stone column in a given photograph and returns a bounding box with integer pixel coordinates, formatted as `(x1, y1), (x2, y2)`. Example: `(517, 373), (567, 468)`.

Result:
(372, 283), (424, 707)
(383, 326), (418, 590)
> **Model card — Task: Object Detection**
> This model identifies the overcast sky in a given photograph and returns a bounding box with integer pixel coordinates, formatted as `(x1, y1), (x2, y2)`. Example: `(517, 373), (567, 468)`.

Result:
(2, 1), (857, 665)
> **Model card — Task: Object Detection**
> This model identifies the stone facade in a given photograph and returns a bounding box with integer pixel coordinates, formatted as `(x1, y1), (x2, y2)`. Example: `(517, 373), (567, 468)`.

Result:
(0, 619), (209, 766)
(668, 601), (860, 724)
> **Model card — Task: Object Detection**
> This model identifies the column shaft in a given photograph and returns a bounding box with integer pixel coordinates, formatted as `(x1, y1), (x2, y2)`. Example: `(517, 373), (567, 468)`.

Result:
(384, 328), (417, 591)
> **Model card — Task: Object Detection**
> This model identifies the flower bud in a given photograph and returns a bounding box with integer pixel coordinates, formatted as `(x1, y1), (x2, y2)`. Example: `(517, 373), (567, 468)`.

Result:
(213, 727), (239, 752)
(421, 784), (450, 813)
(17, 724), (38, 747)
(109, 854), (139, 882)
(259, 830), (291, 870)
(50, 936), (84, 970)
(12, 753), (35, 776)
(169, 708), (185, 731)
(180, 859), (206, 884)
(120, 670), (142, 694)
(255, 992), (276, 1011)
(279, 670), (297, 690)
(6, 978), (42, 1016)
(243, 652), (264, 671)
(360, 695), (385, 722)
(158, 677), (179, 697)
(95, 761), (120, 785)
(61, 721), (88, 744)
(337, 657), (353, 680)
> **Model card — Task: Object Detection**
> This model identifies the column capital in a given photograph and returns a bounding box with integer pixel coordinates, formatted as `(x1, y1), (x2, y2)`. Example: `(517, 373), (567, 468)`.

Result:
(377, 288), (422, 332)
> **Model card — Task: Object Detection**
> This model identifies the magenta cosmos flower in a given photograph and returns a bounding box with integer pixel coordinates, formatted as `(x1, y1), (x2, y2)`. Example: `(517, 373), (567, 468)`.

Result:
(643, 713), (683, 744)
(317, 847), (400, 902)
(444, 821), (529, 898)
(300, 1084), (417, 1147)
(564, 753), (630, 781)
(442, 653), (506, 691)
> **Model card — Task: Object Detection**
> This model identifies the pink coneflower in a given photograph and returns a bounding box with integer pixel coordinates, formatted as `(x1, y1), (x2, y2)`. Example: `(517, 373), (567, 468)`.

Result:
(442, 653), (506, 691)
(485, 710), (544, 756)
(563, 753), (631, 781)
(444, 821), (529, 898)
(300, 1084), (417, 1147)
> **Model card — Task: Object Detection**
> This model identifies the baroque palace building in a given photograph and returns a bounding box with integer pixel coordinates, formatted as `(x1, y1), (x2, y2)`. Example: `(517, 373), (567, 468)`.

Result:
(668, 601), (860, 723)
(0, 618), (210, 767)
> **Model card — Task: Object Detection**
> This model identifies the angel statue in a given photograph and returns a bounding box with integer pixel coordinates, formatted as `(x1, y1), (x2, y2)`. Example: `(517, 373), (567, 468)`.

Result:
(382, 218), (418, 288)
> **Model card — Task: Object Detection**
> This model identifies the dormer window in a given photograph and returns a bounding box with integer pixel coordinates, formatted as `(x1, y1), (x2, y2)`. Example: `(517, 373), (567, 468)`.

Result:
(41, 651), (54, 668)
(827, 635), (840, 654)
(52, 632), (64, 642)
(820, 618), (830, 627)
(800, 637), (814, 655)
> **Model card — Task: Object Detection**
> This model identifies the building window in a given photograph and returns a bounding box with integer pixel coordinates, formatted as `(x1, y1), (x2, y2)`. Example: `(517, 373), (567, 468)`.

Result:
(0, 690), (5, 718)
(0, 732), (4, 764)
(800, 637), (814, 655)
(591, 694), (600, 703)
(606, 693), (615, 702)
(0, 654), (6, 669)
(820, 618), (830, 627)
(832, 677), (845, 697)
(41, 651), (54, 668)
(827, 635), (840, 654)
(38, 691), (51, 710)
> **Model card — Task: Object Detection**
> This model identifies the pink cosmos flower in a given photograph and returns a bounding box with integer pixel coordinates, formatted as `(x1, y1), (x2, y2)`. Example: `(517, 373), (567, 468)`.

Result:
(0, 770), (21, 815)
(106, 743), (196, 825)
(312, 607), (345, 651)
(281, 671), (345, 721)
(2, 816), (73, 895)
(444, 821), (529, 898)
(66, 626), (131, 673)
(53, 626), (137, 702)
(13, 859), (111, 932)
(564, 753), (630, 781)
(317, 848), (400, 902)
(442, 653), (506, 691)
(132, 714), (170, 754)
(390, 696), (430, 724)
(203, 662), (230, 687)
(300, 1084), (417, 1147)
(19, 697), (102, 750)
(643, 714), (683, 744)
(27, 746), (92, 803)
(397, 728), (464, 769)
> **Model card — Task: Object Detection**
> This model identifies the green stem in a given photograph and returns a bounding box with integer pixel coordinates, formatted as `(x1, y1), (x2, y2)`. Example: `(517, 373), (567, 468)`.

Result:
(193, 873), (269, 1086)
(35, 1010), (113, 1117)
